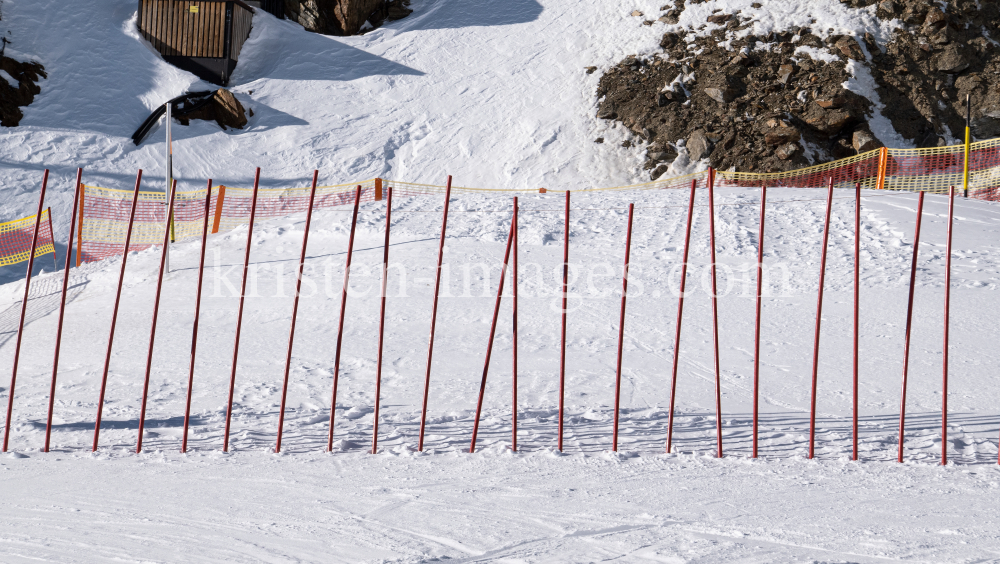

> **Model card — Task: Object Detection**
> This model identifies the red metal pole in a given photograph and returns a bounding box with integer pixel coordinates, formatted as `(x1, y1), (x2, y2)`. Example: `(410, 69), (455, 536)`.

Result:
(136, 179), (178, 453)
(222, 167), (262, 453)
(92, 170), (144, 452)
(897, 190), (925, 463)
(612, 203), (635, 452)
(666, 180), (697, 454)
(372, 187), (393, 455)
(469, 219), (515, 454)
(45, 168), (83, 452)
(417, 177), (453, 452)
(275, 171), (320, 454)
(2, 169), (49, 452)
(558, 190), (569, 452)
(326, 186), (363, 451)
(707, 169), (723, 458)
(512, 196), (519, 452)
(853, 182), (861, 461)
(808, 179), (835, 459)
(942, 186), (955, 466)
(752, 185), (767, 459)
(181, 180), (213, 453)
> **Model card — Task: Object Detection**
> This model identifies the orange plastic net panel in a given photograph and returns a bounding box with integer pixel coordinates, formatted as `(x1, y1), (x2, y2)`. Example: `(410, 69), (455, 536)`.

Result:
(0, 208), (56, 268)
(79, 180), (379, 263)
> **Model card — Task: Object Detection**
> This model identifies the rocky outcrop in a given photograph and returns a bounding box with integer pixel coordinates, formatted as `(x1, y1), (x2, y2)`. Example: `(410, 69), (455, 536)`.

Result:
(284, 0), (411, 35)
(0, 55), (46, 127)
(175, 89), (248, 130)
(597, 0), (1000, 178)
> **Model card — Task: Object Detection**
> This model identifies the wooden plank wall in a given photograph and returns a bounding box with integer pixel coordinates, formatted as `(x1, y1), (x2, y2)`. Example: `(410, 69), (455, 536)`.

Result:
(229, 3), (253, 61)
(138, 0), (227, 58)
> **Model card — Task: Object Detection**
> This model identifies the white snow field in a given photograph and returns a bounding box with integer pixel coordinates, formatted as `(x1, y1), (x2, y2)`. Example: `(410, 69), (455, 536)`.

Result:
(0, 0), (999, 562)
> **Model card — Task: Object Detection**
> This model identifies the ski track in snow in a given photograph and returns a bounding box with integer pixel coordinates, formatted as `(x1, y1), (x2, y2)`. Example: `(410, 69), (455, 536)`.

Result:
(0, 0), (998, 560)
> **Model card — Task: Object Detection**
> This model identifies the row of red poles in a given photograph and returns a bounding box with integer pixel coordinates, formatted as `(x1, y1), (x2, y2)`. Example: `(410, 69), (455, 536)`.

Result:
(0, 167), (975, 465)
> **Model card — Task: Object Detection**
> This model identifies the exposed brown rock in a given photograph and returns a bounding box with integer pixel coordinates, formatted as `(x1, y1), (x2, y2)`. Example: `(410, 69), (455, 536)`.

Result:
(0, 55), (46, 127)
(176, 89), (248, 130)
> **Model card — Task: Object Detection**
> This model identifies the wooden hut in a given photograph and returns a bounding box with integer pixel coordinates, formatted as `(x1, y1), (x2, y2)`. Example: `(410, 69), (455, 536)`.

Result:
(137, 0), (255, 86)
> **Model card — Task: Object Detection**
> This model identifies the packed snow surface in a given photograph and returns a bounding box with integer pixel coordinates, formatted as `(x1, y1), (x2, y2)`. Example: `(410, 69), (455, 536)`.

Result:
(0, 0), (998, 561)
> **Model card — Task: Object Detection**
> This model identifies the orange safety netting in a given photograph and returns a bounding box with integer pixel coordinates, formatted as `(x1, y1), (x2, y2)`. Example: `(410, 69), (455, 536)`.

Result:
(0, 208), (56, 268)
(68, 137), (1000, 265)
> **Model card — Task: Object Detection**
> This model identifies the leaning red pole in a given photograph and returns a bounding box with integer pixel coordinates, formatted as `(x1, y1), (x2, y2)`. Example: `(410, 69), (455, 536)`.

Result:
(45, 168), (83, 453)
(222, 167), (262, 453)
(275, 171), (320, 454)
(326, 186), (363, 451)
(707, 169), (723, 458)
(417, 177), (453, 452)
(942, 186), (955, 466)
(372, 187), (394, 455)
(181, 180), (214, 453)
(511, 196), (519, 452)
(558, 190), (570, 452)
(897, 190), (925, 463)
(136, 179), (178, 453)
(469, 218), (515, 454)
(752, 185), (767, 459)
(808, 179), (835, 459)
(665, 180), (697, 454)
(93, 170), (144, 452)
(2, 169), (49, 452)
(853, 182), (861, 461)
(612, 203), (635, 452)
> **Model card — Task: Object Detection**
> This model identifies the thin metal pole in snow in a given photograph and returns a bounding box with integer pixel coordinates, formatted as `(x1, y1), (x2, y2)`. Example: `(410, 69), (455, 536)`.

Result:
(275, 171), (320, 454)
(665, 180), (697, 454)
(222, 167), (262, 453)
(558, 190), (569, 452)
(611, 203), (635, 453)
(45, 168), (83, 453)
(136, 179), (178, 453)
(92, 170), (144, 452)
(326, 186), (363, 452)
(372, 187), (394, 455)
(2, 169), (49, 452)
(897, 191), (925, 463)
(417, 177), (453, 452)
(752, 185), (767, 459)
(181, 180), (213, 453)
(707, 169), (723, 458)
(942, 186), (955, 466)
(512, 197), (519, 453)
(469, 214), (515, 454)
(808, 179), (835, 459)
(853, 182), (861, 461)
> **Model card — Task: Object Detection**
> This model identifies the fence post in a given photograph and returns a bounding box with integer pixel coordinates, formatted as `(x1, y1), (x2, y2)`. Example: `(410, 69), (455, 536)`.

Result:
(45, 168), (83, 453)
(897, 191), (925, 463)
(666, 180), (697, 454)
(752, 185), (767, 459)
(2, 169), (49, 452)
(963, 94), (971, 199)
(372, 187), (393, 455)
(375, 178), (382, 201)
(707, 168), (723, 458)
(611, 203), (635, 453)
(46, 208), (57, 271)
(469, 216), (515, 454)
(326, 186), (363, 452)
(876, 147), (889, 191)
(212, 185), (226, 234)
(853, 182), (861, 461)
(417, 176), (453, 452)
(92, 170), (144, 452)
(275, 171), (320, 454)
(558, 191), (569, 452)
(942, 186), (955, 465)
(808, 179), (835, 459)
(182, 180), (214, 453)
(511, 196), (518, 453)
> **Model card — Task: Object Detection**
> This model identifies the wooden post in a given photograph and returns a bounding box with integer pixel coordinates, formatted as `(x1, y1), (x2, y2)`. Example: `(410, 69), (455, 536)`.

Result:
(76, 184), (85, 267)
(375, 178), (383, 201)
(212, 185), (226, 233)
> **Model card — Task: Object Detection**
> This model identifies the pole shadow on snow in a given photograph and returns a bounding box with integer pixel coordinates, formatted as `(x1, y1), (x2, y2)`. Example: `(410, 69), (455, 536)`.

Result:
(0, 274), (88, 348)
